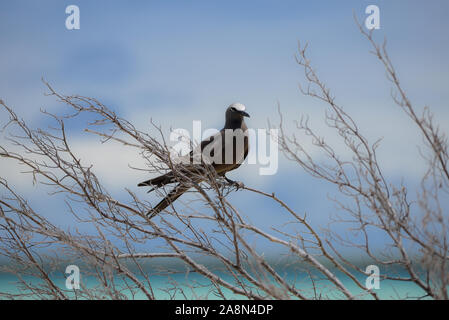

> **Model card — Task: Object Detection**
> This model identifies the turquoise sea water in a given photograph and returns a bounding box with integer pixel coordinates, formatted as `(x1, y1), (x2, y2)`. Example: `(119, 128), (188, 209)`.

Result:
(0, 267), (429, 300)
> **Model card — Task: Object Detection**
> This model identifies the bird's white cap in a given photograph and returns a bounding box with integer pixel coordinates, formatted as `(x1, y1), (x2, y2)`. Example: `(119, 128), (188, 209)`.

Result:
(230, 103), (246, 112)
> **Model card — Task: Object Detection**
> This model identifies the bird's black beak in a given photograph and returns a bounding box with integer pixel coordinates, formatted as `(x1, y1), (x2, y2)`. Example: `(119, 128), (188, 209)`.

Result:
(239, 110), (250, 118)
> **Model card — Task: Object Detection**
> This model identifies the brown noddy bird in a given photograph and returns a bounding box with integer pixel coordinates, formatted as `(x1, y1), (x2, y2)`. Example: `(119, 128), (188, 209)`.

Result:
(138, 103), (250, 218)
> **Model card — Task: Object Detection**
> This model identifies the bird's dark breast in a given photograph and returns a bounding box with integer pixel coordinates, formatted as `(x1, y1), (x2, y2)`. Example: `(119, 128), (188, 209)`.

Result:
(214, 135), (249, 175)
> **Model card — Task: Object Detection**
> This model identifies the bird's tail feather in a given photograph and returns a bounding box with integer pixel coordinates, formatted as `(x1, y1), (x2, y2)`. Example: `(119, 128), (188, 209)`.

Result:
(137, 172), (174, 190)
(147, 184), (189, 219)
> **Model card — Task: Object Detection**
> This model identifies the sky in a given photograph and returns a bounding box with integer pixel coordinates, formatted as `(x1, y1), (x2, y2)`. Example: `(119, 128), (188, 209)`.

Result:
(0, 0), (448, 257)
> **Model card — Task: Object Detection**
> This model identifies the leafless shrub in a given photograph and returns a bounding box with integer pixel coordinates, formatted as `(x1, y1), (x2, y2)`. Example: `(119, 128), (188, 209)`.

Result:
(276, 23), (448, 299)
(0, 24), (447, 300)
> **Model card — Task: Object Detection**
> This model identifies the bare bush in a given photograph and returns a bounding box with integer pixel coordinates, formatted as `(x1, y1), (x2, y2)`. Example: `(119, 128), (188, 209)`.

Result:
(0, 26), (447, 300)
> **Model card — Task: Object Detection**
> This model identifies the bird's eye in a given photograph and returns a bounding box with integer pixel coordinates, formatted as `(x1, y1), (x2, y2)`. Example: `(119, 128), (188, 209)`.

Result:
(231, 107), (236, 111)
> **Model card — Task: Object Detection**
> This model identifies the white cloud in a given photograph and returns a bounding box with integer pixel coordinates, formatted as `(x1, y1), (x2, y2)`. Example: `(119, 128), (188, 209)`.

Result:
(69, 137), (148, 190)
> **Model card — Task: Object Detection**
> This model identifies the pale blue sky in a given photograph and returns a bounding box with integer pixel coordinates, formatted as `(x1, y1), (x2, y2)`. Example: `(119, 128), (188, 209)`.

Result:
(1, 0), (448, 255)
